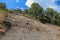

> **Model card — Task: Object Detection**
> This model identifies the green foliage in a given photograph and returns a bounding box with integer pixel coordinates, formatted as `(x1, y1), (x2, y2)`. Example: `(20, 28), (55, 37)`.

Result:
(45, 8), (54, 23)
(14, 8), (22, 13)
(27, 3), (60, 26)
(29, 3), (44, 19)
(0, 2), (60, 26)
(0, 2), (6, 9)
(24, 10), (29, 14)
(53, 13), (60, 26)
(44, 8), (60, 24)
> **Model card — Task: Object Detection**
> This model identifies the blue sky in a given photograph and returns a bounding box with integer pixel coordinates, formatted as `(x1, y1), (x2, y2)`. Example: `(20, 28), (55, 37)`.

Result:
(0, 0), (60, 12)
(0, 0), (28, 9)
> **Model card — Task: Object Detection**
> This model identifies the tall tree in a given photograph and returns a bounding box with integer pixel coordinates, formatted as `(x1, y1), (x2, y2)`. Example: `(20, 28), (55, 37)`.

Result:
(45, 8), (59, 24)
(29, 3), (44, 18)
(0, 3), (6, 9)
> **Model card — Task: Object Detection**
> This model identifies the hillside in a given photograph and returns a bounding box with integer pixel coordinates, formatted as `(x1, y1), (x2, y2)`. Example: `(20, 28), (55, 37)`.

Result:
(0, 13), (60, 40)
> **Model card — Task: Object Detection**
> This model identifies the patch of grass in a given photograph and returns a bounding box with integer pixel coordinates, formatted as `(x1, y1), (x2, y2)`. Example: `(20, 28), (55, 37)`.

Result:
(23, 13), (36, 19)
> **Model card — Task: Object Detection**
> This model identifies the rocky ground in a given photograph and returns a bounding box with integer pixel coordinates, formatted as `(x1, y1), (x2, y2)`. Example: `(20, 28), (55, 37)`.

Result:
(0, 14), (60, 40)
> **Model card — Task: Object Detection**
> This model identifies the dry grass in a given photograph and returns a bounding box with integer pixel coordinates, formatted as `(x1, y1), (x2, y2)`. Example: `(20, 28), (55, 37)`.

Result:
(0, 14), (60, 40)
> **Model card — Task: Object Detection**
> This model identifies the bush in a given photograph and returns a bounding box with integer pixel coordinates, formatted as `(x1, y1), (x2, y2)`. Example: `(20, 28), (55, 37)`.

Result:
(0, 2), (6, 9)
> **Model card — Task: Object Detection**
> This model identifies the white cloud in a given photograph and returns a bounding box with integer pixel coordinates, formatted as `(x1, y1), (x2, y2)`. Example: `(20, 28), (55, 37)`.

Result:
(25, 0), (60, 12)
(16, 0), (19, 3)
(48, 6), (57, 10)
(25, 0), (34, 7)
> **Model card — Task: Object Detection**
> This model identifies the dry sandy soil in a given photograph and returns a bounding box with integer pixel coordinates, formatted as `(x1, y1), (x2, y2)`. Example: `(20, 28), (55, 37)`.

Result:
(0, 14), (60, 40)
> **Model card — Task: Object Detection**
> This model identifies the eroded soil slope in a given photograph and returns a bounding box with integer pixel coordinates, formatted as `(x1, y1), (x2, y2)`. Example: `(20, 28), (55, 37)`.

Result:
(0, 14), (60, 40)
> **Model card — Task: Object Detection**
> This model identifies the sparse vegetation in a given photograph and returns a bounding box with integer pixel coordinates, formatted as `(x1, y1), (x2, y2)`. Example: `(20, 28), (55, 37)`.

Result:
(23, 3), (60, 26)
(0, 2), (60, 26)
(0, 2), (58, 26)
(0, 2), (60, 40)
(0, 2), (60, 34)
